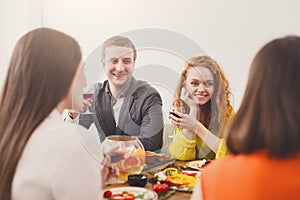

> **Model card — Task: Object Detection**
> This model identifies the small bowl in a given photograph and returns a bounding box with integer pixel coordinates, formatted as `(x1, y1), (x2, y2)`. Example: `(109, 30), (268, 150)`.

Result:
(128, 174), (148, 187)
(145, 151), (157, 163)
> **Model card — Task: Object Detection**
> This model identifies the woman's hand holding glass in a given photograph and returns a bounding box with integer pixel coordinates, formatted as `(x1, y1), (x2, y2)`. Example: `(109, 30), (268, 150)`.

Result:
(169, 109), (199, 136)
(169, 105), (186, 135)
(169, 87), (199, 139)
(100, 155), (118, 188)
(100, 136), (145, 185)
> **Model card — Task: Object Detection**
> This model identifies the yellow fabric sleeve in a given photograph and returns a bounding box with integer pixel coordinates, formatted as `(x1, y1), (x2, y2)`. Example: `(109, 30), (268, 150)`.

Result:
(169, 131), (197, 161)
(215, 138), (229, 159)
(215, 107), (235, 159)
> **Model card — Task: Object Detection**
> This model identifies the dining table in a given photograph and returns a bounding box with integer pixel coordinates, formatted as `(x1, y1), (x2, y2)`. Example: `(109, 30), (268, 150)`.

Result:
(103, 160), (197, 200)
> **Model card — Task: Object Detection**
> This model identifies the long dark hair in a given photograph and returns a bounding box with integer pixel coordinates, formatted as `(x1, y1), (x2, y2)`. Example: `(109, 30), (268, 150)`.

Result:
(226, 36), (300, 158)
(0, 28), (81, 199)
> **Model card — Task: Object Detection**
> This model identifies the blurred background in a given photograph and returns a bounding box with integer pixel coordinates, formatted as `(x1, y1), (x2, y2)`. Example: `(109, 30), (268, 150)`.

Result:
(1, 0), (300, 111)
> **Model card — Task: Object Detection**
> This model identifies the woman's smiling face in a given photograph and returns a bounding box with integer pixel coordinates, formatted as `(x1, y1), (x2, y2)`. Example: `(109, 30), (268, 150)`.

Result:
(185, 66), (214, 106)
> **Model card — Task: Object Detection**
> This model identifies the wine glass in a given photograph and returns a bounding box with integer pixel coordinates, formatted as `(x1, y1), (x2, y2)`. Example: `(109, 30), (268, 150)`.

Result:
(101, 135), (145, 184)
(82, 86), (94, 114)
(169, 105), (186, 137)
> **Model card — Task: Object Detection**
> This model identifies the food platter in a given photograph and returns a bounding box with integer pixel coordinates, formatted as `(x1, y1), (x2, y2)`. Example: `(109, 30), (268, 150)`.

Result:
(168, 170), (201, 192)
(102, 187), (158, 200)
(154, 167), (201, 192)
(186, 159), (207, 170)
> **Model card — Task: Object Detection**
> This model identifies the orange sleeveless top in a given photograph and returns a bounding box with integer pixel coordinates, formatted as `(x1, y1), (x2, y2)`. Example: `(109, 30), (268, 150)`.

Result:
(201, 151), (300, 200)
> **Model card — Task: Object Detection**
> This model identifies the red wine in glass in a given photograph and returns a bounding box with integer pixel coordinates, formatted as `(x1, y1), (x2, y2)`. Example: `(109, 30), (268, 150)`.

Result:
(169, 111), (182, 118)
(82, 92), (94, 114)
(83, 93), (94, 99)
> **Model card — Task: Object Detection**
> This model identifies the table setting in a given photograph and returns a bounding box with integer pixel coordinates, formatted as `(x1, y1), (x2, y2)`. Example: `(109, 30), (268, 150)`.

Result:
(101, 135), (207, 200)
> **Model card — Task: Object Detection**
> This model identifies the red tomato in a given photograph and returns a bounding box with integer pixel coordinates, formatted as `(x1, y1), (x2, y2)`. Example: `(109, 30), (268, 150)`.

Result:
(153, 183), (169, 192)
(153, 184), (161, 192)
(103, 190), (112, 198)
(160, 183), (169, 192)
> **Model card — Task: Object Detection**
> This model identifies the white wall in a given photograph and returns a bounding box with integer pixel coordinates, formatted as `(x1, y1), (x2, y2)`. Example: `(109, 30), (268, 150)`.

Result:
(1, 0), (300, 112)
(0, 0), (42, 89)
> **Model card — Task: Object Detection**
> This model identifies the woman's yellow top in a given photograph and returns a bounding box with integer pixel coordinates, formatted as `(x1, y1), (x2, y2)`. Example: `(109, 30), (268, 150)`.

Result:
(169, 107), (234, 161)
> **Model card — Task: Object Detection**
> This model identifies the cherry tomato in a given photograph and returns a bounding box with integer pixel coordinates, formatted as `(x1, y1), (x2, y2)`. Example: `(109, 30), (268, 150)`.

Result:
(160, 183), (169, 192)
(103, 190), (112, 198)
(153, 184), (161, 192)
(153, 183), (169, 192)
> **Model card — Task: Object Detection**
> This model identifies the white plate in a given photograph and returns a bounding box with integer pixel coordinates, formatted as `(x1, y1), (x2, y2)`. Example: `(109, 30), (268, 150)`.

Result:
(186, 160), (207, 170)
(102, 187), (158, 200)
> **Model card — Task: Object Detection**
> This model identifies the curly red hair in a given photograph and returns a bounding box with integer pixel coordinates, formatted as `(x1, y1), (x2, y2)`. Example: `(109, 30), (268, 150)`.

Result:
(173, 55), (233, 137)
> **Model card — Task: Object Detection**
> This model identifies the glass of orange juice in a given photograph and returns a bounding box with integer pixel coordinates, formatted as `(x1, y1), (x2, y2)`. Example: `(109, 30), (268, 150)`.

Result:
(101, 135), (145, 184)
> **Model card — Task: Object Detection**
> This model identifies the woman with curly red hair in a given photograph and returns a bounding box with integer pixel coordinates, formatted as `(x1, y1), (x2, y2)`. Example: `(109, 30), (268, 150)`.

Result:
(169, 55), (234, 160)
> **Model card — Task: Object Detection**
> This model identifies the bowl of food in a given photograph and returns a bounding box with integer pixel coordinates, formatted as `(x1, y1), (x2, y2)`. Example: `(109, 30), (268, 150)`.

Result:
(128, 174), (148, 187)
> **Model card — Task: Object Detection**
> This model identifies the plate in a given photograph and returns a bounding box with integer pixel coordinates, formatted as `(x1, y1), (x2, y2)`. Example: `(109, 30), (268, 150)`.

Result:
(102, 187), (158, 200)
(157, 170), (200, 192)
(186, 160), (207, 170)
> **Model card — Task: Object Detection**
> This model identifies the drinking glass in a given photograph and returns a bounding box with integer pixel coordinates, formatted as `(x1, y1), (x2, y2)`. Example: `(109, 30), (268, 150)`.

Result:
(169, 105), (186, 136)
(82, 86), (94, 114)
(101, 135), (145, 184)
